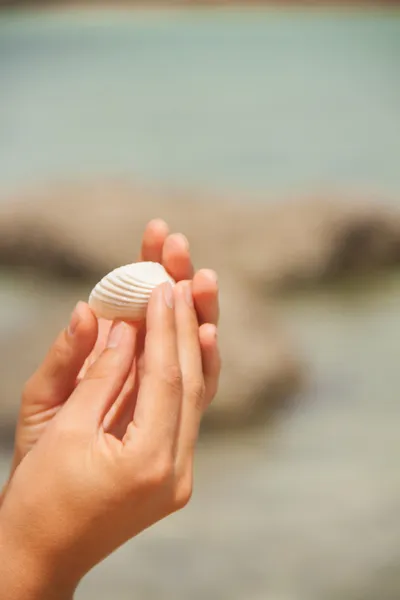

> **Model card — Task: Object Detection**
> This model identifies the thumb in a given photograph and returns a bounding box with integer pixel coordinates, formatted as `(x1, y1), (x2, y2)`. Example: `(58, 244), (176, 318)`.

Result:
(66, 321), (139, 430)
(21, 302), (98, 417)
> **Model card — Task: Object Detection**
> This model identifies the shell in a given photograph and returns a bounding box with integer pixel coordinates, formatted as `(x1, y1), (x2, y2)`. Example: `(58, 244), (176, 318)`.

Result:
(88, 261), (175, 321)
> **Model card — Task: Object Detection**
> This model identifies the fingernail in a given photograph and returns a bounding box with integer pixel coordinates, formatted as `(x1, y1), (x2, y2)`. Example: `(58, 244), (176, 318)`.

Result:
(203, 269), (218, 284)
(68, 302), (83, 336)
(174, 233), (189, 251)
(184, 281), (193, 307)
(107, 322), (127, 348)
(150, 218), (168, 232)
(163, 282), (174, 309)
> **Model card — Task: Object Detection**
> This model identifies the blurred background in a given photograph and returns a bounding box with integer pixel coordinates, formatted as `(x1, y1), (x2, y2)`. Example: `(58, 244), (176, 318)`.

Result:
(1, 2), (400, 599)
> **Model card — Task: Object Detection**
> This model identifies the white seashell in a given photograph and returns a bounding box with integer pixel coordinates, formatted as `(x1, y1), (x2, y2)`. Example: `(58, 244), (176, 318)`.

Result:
(88, 261), (175, 321)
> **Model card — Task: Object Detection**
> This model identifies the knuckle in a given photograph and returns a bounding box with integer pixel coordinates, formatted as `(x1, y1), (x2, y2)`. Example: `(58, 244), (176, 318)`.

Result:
(52, 340), (69, 365)
(188, 378), (206, 410)
(149, 454), (175, 488)
(161, 364), (183, 395)
(83, 370), (109, 384)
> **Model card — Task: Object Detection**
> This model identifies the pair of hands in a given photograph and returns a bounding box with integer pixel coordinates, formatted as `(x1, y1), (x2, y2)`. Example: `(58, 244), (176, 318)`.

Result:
(0, 220), (220, 600)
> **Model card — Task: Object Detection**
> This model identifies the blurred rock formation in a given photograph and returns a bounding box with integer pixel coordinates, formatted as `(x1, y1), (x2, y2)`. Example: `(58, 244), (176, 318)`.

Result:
(1, 181), (399, 437)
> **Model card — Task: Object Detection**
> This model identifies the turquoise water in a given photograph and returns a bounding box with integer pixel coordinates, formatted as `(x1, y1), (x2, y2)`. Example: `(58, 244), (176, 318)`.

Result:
(0, 8), (400, 196)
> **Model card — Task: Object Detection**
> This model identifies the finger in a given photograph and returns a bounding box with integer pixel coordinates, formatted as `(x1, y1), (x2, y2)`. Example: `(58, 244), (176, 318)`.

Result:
(102, 325), (145, 438)
(199, 323), (220, 405)
(162, 233), (194, 282)
(140, 219), (169, 263)
(22, 302), (98, 413)
(192, 269), (219, 326)
(102, 360), (139, 439)
(126, 282), (181, 448)
(78, 317), (111, 381)
(66, 321), (139, 429)
(173, 281), (205, 461)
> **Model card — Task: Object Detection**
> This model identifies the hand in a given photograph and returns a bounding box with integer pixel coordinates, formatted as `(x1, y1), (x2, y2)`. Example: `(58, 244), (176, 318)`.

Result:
(1, 220), (219, 500)
(0, 280), (221, 599)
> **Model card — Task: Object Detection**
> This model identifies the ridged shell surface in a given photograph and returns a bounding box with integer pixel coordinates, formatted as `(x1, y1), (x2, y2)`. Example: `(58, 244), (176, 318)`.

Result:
(88, 261), (175, 321)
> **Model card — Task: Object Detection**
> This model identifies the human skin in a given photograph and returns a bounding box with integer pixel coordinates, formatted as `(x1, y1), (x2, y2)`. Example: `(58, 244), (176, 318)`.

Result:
(0, 219), (219, 501)
(0, 222), (220, 599)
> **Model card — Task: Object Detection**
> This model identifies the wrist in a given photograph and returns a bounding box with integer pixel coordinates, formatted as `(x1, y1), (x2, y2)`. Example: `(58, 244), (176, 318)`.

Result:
(0, 524), (78, 600)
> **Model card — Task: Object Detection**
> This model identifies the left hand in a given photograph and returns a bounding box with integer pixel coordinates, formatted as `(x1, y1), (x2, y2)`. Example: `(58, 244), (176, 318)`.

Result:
(0, 279), (220, 599)
(1, 219), (219, 499)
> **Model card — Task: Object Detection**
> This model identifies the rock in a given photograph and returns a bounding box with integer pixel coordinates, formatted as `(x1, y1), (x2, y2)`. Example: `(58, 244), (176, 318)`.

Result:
(0, 181), (255, 281)
(1, 183), (399, 291)
(234, 196), (400, 293)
